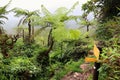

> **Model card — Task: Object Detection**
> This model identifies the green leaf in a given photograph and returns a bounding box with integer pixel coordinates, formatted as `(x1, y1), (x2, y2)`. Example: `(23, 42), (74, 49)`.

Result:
(69, 29), (80, 40)
(52, 27), (80, 42)
(52, 27), (69, 42)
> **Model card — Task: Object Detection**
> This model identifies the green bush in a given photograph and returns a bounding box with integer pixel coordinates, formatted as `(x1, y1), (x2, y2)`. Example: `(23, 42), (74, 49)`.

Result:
(0, 56), (40, 80)
(51, 59), (84, 80)
(96, 17), (120, 40)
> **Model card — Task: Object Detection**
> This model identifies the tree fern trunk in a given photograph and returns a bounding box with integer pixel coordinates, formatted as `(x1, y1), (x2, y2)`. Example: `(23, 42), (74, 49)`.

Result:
(86, 25), (89, 38)
(48, 29), (52, 47)
(87, 25), (89, 32)
(23, 29), (24, 42)
(32, 26), (34, 42)
(28, 20), (31, 43)
(37, 29), (54, 78)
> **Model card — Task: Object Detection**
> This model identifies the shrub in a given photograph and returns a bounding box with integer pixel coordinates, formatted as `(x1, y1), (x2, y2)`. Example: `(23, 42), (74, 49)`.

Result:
(99, 39), (120, 80)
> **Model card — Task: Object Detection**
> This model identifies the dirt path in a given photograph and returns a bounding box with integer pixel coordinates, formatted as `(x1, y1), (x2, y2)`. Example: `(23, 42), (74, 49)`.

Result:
(61, 63), (94, 80)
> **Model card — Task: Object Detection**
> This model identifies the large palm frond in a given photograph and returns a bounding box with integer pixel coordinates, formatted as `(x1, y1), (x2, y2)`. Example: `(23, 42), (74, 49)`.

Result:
(41, 2), (79, 23)
(28, 10), (40, 16)
(0, 0), (11, 15)
(0, 0), (11, 25)
(13, 8), (29, 17)
(35, 2), (80, 36)
(13, 8), (40, 25)
(41, 5), (52, 16)
(54, 1), (80, 22)
(66, 1), (79, 15)
(0, 20), (5, 24)
(0, 15), (8, 20)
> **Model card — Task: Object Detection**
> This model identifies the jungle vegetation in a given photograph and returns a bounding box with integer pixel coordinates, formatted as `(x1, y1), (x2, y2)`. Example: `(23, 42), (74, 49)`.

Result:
(0, 0), (120, 80)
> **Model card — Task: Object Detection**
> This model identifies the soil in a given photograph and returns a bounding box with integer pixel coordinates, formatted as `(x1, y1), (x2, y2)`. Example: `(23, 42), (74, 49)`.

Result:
(61, 63), (94, 80)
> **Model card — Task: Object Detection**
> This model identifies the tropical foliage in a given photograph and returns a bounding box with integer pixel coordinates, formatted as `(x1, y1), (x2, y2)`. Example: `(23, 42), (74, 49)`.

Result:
(0, 0), (120, 80)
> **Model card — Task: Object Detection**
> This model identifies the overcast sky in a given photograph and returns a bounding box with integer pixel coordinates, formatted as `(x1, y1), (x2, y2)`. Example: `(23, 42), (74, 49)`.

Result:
(0, 0), (88, 11)
(0, 0), (88, 34)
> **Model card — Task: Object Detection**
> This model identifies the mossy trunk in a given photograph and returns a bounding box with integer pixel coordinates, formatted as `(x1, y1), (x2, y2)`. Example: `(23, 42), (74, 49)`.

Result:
(0, 34), (18, 57)
(37, 29), (54, 78)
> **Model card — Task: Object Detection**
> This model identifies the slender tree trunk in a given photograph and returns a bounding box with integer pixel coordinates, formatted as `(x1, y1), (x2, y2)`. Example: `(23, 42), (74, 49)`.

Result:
(28, 20), (32, 43)
(86, 25), (89, 38)
(0, 28), (2, 34)
(32, 26), (34, 42)
(23, 29), (24, 42)
(87, 25), (89, 32)
(0, 27), (4, 34)
(48, 29), (52, 47)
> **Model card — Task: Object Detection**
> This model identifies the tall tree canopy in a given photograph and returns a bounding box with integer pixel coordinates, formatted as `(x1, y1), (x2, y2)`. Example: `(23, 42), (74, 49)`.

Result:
(13, 8), (40, 43)
(38, 2), (80, 44)
(82, 0), (120, 19)
(82, 0), (120, 40)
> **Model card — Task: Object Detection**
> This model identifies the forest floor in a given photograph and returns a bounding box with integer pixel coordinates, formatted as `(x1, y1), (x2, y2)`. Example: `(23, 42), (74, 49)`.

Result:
(61, 63), (94, 80)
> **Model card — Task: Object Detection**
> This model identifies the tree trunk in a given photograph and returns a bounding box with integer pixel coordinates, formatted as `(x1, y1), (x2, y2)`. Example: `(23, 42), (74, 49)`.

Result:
(0, 27), (4, 34)
(0, 34), (9, 57)
(48, 29), (52, 47)
(0, 28), (2, 34)
(28, 20), (32, 43)
(86, 25), (89, 38)
(87, 25), (89, 32)
(37, 29), (54, 78)
(23, 29), (24, 42)
(32, 26), (34, 42)
(1, 45), (8, 57)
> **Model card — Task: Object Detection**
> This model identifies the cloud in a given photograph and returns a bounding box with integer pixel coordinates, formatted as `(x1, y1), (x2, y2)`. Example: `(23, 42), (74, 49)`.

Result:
(1, 0), (88, 11)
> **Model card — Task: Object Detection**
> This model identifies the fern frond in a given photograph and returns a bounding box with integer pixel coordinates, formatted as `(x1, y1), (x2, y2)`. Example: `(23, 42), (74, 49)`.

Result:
(66, 1), (79, 14)
(41, 5), (52, 16)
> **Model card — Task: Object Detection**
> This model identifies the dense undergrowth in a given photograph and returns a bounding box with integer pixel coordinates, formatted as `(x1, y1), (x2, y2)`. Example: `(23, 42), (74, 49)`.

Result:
(0, 36), (92, 80)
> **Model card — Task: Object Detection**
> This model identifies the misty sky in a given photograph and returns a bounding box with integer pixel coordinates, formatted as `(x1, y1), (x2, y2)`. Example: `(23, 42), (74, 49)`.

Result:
(0, 0), (89, 34)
